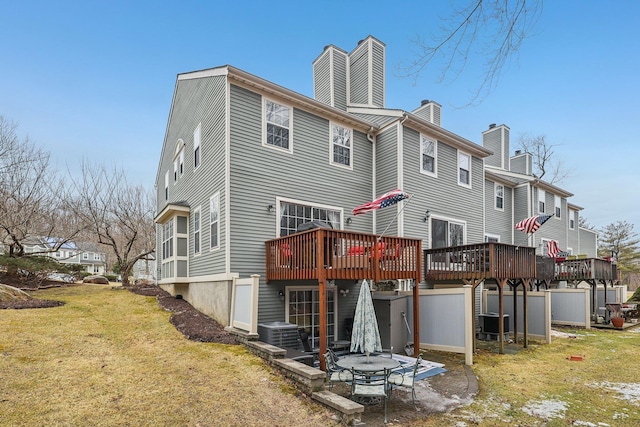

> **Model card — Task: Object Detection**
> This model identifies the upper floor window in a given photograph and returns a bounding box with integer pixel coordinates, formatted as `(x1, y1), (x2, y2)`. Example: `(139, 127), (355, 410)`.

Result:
(420, 134), (437, 176)
(194, 123), (201, 169)
(193, 207), (201, 255)
(538, 189), (546, 213)
(93, 254), (101, 261)
(264, 99), (291, 152)
(569, 210), (576, 230)
(554, 195), (561, 218)
(278, 200), (341, 237)
(330, 124), (352, 168)
(164, 171), (169, 201)
(458, 151), (471, 187)
(210, 193), (220, 249)
(495, 184), (504, 210)
(82, 253), (89, 260)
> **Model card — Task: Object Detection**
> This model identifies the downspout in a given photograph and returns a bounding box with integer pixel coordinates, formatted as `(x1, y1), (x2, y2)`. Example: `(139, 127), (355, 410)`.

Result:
(367, 127), (376, 232)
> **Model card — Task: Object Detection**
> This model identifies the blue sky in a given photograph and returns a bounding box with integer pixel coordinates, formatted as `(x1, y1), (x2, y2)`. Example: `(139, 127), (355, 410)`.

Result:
(2, 1), (639, 232)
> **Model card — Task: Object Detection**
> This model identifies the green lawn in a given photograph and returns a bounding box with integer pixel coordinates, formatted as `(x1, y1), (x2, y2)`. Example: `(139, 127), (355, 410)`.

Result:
(0, 285), (336, 427)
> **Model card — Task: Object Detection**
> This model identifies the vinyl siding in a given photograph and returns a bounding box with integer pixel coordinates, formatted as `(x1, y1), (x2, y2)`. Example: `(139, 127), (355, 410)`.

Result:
(567, 209), (580, 251)
(513, 186), (531, 246)
(155, 75), (228, 277)
(579, 228), (598, 257)
(484, 180), (513, 243)
(333, 50), (348, 110)
(228, 83), (374, 323)
(371, 40), (384, 107)
(313, 49), (331, 106)
(349, 41), (368, 105)
(401, 126), (484, 246)
(375, 125), (400, 236)
(483, 127), (503, 169)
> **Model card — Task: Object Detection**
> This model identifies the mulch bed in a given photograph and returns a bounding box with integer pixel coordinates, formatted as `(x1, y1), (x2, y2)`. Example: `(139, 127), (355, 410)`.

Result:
(1, 278), (237, 345)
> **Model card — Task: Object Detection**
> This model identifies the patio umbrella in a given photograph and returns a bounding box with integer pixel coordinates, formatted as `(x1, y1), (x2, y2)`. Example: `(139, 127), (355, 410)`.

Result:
(515, 214), (552, 234)
(350, 280), (382, 360)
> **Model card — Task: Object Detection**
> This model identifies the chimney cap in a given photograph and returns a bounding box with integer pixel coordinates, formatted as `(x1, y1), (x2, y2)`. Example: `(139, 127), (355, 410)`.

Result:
(421, 99), (430, 106)
(489, 123), (497, 129)
(515, 150), (522, 155)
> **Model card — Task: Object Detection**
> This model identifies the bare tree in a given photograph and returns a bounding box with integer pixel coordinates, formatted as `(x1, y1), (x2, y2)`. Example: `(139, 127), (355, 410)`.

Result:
(517, 133), (570, 185)
(71, 163), (155, 286)
(0, 116), (81, 258)
(399, 0), (543, 105)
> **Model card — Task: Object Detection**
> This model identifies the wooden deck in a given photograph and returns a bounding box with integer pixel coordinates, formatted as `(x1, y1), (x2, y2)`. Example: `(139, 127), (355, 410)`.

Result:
(423, 243), (537, 283)
(554, 257), (617, 282)
(266, 229), (422, 283)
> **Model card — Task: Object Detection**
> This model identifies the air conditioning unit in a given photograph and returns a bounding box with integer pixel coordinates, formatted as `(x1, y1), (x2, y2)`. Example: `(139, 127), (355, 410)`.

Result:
(258, 322), (299, 349)
(479, 313), (510, 334)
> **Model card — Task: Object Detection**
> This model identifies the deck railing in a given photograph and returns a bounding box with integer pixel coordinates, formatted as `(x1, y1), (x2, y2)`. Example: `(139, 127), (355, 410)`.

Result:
(554, 257), (616, 281)
(266, 229), (422, 283)
(423, 243), (537, 281)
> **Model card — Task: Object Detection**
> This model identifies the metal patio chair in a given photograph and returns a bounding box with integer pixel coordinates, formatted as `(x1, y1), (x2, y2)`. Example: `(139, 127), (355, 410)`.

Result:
(388, 354), (422, 407)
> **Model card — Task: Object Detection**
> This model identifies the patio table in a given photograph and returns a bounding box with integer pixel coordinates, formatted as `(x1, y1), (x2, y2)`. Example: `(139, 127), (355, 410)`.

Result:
(336, 354), (400, 372)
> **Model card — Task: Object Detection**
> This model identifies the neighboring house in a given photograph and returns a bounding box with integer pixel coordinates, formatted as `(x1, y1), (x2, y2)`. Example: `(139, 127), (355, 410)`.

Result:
(154, 35), (600, 344)
(132, 255), (156, 281)
(482, 124), (598, 257)
(23, 237), (108, 275)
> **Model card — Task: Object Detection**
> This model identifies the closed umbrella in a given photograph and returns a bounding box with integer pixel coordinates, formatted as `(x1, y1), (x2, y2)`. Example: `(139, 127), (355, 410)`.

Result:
(350, 280), (382, 361)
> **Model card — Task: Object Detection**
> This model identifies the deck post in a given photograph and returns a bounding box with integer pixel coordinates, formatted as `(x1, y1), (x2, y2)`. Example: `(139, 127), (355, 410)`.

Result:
(497, 278), (508, 354)
(522, 279), (530, 348)
(317, 230), (327, 371)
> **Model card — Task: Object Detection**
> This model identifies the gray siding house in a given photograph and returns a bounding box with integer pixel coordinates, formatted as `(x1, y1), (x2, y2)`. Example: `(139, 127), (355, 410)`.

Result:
(154, 35), (600, 349)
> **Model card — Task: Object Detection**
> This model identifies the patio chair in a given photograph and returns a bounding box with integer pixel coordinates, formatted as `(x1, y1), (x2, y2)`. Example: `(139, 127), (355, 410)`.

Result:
(388, 354), (422, 407)
(350, 367), (391, 424)
(323, 352), (352, 390)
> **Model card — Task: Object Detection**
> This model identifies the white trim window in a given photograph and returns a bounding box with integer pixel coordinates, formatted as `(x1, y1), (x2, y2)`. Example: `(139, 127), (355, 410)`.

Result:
(458, 151), (471, 187)
(495, 183), (504, 211)
(278, 199), (342, 237)
(164, 171), (169, 201)
(210, 193), (220, 250)
(484, 234), (500, 243)
(431, 217), (466, 248)
(554, 195), (561, 219)
(82, 252), (89, 260)
(179, 150), (184, 177)
(264, 99), (292, 152)
(162, 220), (174, 260)
(194, 123), (201, 169)
(538, 188), (546, 213)
(193, 206), (201, 255)
(420, 134), (437, 176)
(569, 210), (576, 230)
(330, 123), (352, 168)
(93, 253), (101, 261)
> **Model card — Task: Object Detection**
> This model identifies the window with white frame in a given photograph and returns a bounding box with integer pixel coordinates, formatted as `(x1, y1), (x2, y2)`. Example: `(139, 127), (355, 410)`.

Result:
(420, 134), (437, 176)
(162, 219), (174, 260)
(330, 124), (351, 167)
(431, 217), (465, 248)
(173, 158), (178, 182)
(554, 195), (561, 218)
(94, 254), (101, 261)
(485, 234), (500, 243)
(174, 144), (184, 182)
(164, 171), (169, 200)
(458, 151), (471, 187)
(569, 210), (576, 230)
(495, 183), (504, 210)
(194, 123), (201, 169)
(538, 189), (546, 213)
(264, 99), (291, 151)
(179, 150), (184, 176)
(286, 287), (337, 349)
(278, 200), (341, 237)
(193, 207), (201, 255)
(210, 193), (220, 249)
(82, 253), (89, 260)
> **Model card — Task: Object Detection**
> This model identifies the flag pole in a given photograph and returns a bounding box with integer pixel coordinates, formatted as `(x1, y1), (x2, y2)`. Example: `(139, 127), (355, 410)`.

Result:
(377, 194), (413, 241)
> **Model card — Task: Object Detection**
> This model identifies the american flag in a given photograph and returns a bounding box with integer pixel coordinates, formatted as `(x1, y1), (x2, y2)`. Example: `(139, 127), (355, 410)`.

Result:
(352, 189), (411, 216)
(514, 214), (552, 234)
(546, 240), (560, 258)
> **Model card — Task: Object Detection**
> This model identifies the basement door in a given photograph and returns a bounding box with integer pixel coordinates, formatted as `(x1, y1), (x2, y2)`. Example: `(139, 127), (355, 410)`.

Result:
(285, 287), (337, 349)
